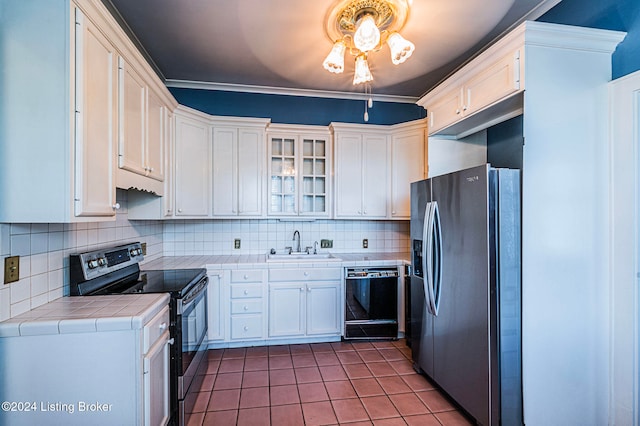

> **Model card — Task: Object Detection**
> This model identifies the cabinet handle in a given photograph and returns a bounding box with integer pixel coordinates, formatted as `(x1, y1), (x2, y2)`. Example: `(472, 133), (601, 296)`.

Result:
(159, 322), (167, 331)
(112, 203), (121, 210)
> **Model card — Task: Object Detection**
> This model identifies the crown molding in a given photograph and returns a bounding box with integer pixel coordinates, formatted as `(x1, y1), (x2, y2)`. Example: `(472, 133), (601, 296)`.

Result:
(165, 79), (419, 104)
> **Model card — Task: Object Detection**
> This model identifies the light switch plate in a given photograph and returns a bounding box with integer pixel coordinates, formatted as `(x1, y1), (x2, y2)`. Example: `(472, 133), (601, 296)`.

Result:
(141, 242), (147, 255)
(234, 239), (241, 249)
(362, 239), (368, 249)
(4, 256), (19, 284)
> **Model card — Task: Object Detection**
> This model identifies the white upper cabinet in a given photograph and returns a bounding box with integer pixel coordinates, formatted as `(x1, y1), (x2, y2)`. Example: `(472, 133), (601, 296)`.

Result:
(332, 120), (426, 220)
(212, 118), (269, 218)
(174, 107), (211, 217)
(334, 131), (388, 219)
(117, 56), (172, 189)
(267, 125), (331, 218)
(0, 0), (176, 222)
(74, 7), (118, 218)
(418, 26), (524, 138)
(390, 124), (427, 218)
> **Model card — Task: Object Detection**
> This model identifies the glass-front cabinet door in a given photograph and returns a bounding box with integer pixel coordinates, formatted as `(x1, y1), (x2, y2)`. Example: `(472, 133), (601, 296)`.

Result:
(268, 127), (331, 217)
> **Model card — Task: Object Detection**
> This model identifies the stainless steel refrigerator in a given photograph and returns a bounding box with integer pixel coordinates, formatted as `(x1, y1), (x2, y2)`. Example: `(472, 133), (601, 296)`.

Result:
(410, 164), (522, 426)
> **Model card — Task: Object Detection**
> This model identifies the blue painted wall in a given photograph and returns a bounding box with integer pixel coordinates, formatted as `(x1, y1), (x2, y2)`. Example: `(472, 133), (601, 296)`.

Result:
(539, 0), (640, 79)
(169, 88), (426, 126)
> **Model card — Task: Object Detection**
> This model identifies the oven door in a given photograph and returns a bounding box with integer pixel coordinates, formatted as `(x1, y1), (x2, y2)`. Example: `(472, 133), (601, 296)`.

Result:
(177, 276), (208, 401)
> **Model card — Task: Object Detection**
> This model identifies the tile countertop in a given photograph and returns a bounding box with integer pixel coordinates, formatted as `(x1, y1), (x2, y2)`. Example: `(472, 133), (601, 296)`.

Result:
(0, 293), (169, 338)
(142, 252), (411, 270)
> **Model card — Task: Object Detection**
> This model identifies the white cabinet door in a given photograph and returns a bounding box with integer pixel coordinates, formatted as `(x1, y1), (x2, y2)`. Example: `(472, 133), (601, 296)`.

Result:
(207, 273), (225, 341)
(334, 133), (363, 218)
(117, 57), (146, 176)
(238, 128), (263, 216)
(362, 134), (388, 218)
(391, 130), (425, 218)
(146, 88), (166, 181)
(306, 282), (341, 336)
(74, 9), (117, 217)
(174, 113), (210, 216)
(463, 50), (520, 116)
(428, 87), (464, 135)
(143, 330), (170, 426)
(269, 284), (305, 337)
(212, 127), (237, 216)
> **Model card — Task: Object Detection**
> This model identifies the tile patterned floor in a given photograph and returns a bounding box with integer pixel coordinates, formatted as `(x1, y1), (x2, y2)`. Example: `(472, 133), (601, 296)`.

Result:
(185, 340), (473, 426)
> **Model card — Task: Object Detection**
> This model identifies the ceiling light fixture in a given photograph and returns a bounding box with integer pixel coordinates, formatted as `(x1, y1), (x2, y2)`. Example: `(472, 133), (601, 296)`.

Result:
(323, 0), (415, 85)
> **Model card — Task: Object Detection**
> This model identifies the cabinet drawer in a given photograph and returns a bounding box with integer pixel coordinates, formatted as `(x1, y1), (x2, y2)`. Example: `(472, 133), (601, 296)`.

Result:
(230, 284), (263, 299)
(269, 268), (341, 282)
(231, 299), (262, 314)
(143, 306), (170, 354)
(231, 315), (263, 340)
(231, 270), (264, 283)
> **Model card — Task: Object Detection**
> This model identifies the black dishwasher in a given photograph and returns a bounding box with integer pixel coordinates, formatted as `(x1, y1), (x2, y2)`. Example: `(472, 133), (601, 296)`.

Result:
(344, 267), (399, 339)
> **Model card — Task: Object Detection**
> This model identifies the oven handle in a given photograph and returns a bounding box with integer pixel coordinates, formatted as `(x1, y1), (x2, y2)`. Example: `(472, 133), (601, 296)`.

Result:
(181, 276), (208, 311)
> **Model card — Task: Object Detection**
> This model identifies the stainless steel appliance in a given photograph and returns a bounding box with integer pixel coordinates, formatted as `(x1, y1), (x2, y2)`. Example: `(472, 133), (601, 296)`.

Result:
(70, 242), (208, 426)
(345, 267), (399, 339)
(410, 164), (522, 425)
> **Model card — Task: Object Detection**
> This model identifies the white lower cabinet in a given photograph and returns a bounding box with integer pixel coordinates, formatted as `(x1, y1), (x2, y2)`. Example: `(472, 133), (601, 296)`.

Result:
(269, 268), (342, 339)
(143, 307), (171, 426)
(228, 270), (267, 341)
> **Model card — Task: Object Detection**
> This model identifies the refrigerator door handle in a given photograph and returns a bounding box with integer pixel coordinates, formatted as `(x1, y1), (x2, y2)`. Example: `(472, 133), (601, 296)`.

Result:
(431, 201), (443, 316)
(422, 202), (434, 315)
(425, 201), (438, 315)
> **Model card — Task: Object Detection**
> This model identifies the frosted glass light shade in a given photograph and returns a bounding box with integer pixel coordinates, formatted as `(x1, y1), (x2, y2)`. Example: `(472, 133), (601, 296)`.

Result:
(322, 40), (346, 73)
(353, 15), (380, 52)
(353, 55), (373, 85)
(387, 32), (415, 64)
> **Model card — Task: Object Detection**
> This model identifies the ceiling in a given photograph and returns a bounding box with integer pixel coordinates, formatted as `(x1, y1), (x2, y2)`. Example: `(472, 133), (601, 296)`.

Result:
(104, 0), (561, 101)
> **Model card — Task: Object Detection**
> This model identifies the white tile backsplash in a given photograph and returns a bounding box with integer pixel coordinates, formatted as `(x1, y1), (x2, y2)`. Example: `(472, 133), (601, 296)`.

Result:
(0, 190), (163, 321)
(1, 188), (410, 321)
(162, 218), (409, 256)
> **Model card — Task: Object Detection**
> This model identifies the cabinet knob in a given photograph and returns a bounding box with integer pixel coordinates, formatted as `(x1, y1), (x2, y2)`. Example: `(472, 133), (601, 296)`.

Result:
(244, 305), (249, 311)
(363, 211), (367, 215)
(244, 274), (249, 280)
(178, 208), (183, 213)
(159, 322), (167, 331)
(304, 271), (309, 276)
(244, 290), (249, 295)
(300, 287), (304, 291)
(463, 105), (468, 111)
(244, 326), (249, 331)
(307, 288), (311, 292)
(112, 203), (121, 210)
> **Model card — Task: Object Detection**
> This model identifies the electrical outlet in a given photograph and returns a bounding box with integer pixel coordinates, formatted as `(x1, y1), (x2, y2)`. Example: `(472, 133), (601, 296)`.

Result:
(141, 242), (147, 256)
(234, 239), (241, 249)
(362, 239), (368, 249)
(320, 239), (333, 249)
(4, 256), (20, 284)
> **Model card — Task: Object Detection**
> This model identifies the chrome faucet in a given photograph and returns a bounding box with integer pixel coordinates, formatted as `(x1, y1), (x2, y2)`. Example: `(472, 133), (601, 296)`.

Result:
(293, 230), (301, 253)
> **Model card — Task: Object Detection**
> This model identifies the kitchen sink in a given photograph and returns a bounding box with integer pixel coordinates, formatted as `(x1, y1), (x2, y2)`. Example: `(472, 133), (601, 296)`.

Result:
(266, 252), (342, 262)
